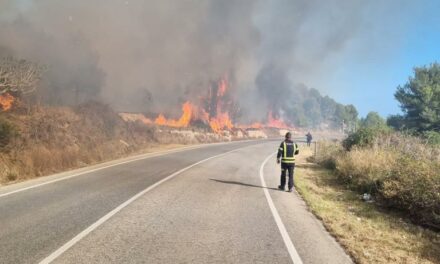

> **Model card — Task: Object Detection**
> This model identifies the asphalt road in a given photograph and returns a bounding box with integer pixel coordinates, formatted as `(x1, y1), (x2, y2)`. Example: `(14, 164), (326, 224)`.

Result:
(0, 140), (352, 264)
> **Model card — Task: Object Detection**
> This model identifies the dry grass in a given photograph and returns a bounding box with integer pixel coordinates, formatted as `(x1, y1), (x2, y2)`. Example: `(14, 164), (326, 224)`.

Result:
(313, 135), (440, 229)
(296, 148), (440, 264)
(0, 102), (231, 185)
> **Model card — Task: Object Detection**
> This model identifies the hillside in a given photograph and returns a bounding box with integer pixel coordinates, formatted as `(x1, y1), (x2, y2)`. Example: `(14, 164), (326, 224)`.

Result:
(0, 102), (236, 184)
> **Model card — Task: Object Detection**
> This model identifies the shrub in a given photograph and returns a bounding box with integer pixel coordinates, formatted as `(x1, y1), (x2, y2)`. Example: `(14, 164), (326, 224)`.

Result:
(0, 117), (18, 148)
(343, 128), (376, 150)
(316, 131), (440, 229)
(335, 148), (398, 193)
(75, 101), (121, 138)
(314, 141), (342, 169)
(380, 155), (440, 229)
(423, 130), (440, 145)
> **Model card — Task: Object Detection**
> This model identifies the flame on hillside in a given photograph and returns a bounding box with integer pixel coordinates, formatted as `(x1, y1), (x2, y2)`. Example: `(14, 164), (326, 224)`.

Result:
(154, 101), (194, 128)
(237, 112), (291, 130)
(267, 111), (290, 129)
(120, 76), (294, 134)
(0, 93), (15, 112)
(146, 77), (234, 133)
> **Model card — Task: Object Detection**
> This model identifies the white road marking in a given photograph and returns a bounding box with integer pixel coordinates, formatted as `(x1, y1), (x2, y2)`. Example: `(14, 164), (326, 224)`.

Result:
(260, 152), (303, 264)
(0, 140), (256, 198)
(0, 145), (203, 198)
(38, 146), (250, 264)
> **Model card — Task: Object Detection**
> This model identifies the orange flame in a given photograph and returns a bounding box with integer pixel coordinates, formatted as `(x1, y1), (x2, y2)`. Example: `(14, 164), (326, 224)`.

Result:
(0, 93), (15, 112)
(209, 112), (233, 134)
(206, 77), (234, 133)
(154, 101), (194, 128)
(131, 75), (295, 134)
(237, 122), (264, 129)
(217, 77), (228, 97)
(267, 111), (290, 129)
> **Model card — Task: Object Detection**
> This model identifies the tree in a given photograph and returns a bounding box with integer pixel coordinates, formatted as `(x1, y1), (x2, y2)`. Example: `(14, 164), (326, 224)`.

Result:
(320, 96), (337, 121)
(361, 111), (386, 129)
(0, 57), (44, 96)
(394, 63), (440, 132)
(387, 114), (405, 130)
(303, 97), (321, 128)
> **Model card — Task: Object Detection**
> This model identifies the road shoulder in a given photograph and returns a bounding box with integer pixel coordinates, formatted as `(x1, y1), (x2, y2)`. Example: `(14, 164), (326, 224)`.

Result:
(263, 148), (353, 264)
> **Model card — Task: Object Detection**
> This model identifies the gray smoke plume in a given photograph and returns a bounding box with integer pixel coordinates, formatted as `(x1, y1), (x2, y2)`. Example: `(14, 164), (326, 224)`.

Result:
(0, 0), (258, 115)
(0, 0), (418, 123)
(251, 0), (363, 122)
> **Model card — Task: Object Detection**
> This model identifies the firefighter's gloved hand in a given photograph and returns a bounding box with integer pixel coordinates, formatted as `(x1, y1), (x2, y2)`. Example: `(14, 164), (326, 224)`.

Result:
(277, 158), (280, 164)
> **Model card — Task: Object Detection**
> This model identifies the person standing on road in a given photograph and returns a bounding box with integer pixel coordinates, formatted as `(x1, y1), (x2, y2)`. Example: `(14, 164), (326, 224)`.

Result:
(277, 132), (299, 192)
(306, 132), (313, 147)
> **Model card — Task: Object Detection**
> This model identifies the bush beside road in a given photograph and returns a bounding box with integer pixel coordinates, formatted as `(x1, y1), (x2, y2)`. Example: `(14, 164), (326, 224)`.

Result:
(296, 147), (440, 264)
(314, 129), (440, 230)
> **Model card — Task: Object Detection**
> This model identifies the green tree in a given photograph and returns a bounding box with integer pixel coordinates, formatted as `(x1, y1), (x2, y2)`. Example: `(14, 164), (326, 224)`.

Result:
(394, 63), (440, 132)
(361, 111), (386, 129)
(387, 114), (405, 130)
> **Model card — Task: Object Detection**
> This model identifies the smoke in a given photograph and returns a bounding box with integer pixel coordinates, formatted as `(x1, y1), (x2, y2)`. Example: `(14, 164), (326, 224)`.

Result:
(0, 0), (416, 122)
(251, 0), (364, 121)
(0, 0), (259, 115)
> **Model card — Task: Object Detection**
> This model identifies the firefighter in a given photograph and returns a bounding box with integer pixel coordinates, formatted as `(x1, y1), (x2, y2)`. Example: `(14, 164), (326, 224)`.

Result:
(277, 132), (299, 192)
(306, 132), (313, 147)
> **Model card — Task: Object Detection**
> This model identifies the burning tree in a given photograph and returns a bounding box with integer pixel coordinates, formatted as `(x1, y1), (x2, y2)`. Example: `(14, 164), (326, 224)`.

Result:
(0, 57), (45, 111)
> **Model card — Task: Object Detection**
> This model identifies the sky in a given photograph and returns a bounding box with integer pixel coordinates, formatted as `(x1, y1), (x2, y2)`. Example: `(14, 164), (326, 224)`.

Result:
(308, 1), (440, 117)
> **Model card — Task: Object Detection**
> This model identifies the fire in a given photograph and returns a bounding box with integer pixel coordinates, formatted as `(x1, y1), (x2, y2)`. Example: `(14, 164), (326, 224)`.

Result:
(127, 75), (294, 134)
(237, 122), (264, 129)
(205, 77), (234, 133)
(209, 112), (233, 134)
(154, 101), (194, 128)
(152, 77), (234, 133)
(217, 77), (228, 97)
(267, 111), (290, 129)
(0, 93), (15, 112)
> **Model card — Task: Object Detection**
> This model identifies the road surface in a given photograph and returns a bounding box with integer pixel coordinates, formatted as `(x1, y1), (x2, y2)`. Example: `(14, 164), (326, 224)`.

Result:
(0, 140), (352, 263)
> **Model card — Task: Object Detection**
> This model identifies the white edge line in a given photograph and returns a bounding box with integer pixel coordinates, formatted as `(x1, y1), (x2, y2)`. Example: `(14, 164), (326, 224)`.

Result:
(0, 140), (259, 198)
(38, 146), (247, 264)
(260, 152), (303, 264)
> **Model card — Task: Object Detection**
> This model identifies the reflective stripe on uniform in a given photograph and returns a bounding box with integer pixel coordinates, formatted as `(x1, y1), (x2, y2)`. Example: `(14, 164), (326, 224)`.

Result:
(282, 141), (295, 163)
(283, 142), (287, 158)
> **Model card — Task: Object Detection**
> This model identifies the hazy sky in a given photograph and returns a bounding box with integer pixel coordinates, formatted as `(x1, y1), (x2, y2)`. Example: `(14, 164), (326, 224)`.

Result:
(306, 1), (440, 117)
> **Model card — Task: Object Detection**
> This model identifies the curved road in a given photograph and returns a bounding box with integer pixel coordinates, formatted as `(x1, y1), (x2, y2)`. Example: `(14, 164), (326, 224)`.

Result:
(0, 140), (351, 264)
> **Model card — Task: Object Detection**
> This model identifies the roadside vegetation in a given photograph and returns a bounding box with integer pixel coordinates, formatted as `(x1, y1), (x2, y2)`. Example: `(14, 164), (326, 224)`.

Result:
(0, 99), (239, 184)
(314, 133), (440, 230)
(0, 58), (222, 184)
(296, 62), (440, 263)
(339, 63), (440, 229)
(0, 57), (245, 184)
(297, 147), (440, 264)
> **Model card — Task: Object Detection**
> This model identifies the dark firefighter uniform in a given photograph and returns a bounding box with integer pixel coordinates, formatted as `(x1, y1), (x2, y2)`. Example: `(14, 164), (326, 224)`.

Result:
(277, 136), (299, 191)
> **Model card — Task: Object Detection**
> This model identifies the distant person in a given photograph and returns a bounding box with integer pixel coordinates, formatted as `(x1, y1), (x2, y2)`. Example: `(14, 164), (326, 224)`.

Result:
(306, 132), (313, 147)
(277, 132), (299, 192)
